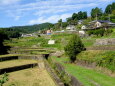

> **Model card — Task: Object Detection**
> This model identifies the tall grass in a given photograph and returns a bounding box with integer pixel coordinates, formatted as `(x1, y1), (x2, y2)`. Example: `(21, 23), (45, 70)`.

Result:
(77, 50), (115, 72)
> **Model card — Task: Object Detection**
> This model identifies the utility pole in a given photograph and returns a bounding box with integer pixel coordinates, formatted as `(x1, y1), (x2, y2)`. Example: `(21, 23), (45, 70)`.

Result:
(96, 13), (97, 21)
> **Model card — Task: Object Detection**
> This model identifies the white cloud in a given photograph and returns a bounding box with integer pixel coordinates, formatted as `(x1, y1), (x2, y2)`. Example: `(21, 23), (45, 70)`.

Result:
(0, 0), (114, 25)
(6, 10), (22, 21)
(0, 0), (21, 5)
(29, 13), (72, 24)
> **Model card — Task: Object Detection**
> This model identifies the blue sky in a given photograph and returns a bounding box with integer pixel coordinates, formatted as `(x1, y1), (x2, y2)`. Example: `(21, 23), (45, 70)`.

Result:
(0, 0), (114, 27)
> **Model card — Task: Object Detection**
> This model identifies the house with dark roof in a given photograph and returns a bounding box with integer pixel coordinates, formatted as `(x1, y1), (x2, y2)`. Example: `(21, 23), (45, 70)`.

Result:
(89, 20), (115, 29)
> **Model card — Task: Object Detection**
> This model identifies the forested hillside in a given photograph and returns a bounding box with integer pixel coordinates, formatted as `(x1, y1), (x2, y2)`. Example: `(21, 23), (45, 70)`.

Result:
(8, 23), (53, 33)
(0, 23), (53, 38)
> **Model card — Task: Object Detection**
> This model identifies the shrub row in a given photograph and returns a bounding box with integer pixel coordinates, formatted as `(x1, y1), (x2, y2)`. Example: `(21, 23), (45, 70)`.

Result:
(87, 29), (113, 37)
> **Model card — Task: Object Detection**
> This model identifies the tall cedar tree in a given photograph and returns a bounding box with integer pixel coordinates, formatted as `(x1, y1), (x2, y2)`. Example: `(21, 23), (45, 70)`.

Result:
(64, 34), (85, 62)
(0, 30), (9, 54)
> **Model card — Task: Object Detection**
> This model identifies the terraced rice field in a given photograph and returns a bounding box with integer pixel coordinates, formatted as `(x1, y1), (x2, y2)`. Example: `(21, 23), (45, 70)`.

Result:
(1, 68), (56, 86)
(0, 59), (37, 69)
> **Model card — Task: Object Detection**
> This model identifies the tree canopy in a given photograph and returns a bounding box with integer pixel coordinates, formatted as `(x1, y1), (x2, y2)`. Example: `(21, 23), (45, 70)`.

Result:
(91, 7), (103, 18)
(64, 34), (85, 62)
(105, 2), (115, 14)
(0, 30), (9, 55)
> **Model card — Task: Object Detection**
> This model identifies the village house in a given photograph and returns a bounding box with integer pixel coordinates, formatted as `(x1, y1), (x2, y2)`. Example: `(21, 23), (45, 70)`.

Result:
(21, 32), (38, 37)
(89, 20), (115, 29)
(21, 34), (33, 37)
(81, 25), (87, 30)
(46, 30), (52, 35)
(66, 25), (76, 31)
(78, 20), (83, 25)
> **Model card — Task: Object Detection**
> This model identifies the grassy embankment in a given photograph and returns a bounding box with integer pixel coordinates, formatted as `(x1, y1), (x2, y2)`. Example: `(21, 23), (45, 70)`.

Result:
(51, 52), (115, 86)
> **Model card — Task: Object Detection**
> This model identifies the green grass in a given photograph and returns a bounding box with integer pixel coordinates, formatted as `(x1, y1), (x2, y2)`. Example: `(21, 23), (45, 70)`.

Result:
(5, 37), (46, 48)
(82, 38), (95, 47)
(51, 56), (115, 86)
(4, 29), (115, 49)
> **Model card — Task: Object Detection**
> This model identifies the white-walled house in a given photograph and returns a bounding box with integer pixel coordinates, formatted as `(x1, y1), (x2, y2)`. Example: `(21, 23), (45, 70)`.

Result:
(21, 34), (33, 37)
(48, 40), (55, 44)
(81, 25), (87, 30)
(79, 30), (85, 35)
(66, 25), (76, 31)
(78, 20), (83, 25)
(95, 21), (102, 27)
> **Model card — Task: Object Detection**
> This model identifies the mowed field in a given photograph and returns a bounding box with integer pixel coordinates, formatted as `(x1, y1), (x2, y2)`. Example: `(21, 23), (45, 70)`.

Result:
(2, 68), (56, 86)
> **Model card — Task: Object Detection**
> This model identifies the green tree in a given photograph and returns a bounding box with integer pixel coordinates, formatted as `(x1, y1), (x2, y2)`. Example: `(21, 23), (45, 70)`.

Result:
(64, 34), (85, 62)
(0, 30), (9, 55)
(66, 17), (73, 25)
(105, 2), (115, 14)
(58, 19), (62, 29)
(62, 22), (68, 28)
(105, 4), (112, 14)
(72, 13), (78, 20)
(78, 11), (83, 20)
(91, 7), (103, 19)
(83, 12), (87, 19)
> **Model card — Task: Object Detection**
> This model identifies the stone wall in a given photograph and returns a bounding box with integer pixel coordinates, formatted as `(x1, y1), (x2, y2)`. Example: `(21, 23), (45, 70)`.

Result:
(94, 38), (115, 46)
(47, 57), (83, 86)
(44, 60), (64, 86)
(0, 63), (38, 74)
(54, 62), (83, 86)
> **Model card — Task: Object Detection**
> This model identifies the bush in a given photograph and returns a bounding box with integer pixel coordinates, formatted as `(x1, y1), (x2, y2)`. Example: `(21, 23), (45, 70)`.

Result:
(64, 34), (85, 62)
(0, 73), (9, 86)
(87, 29), (105, 36)
(87, 29), (113, 37)
(104, 29), (113, 35)
(97, 51), (115, 72)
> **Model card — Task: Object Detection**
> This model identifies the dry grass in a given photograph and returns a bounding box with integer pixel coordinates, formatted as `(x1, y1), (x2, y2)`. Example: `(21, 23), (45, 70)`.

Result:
(2, 68), (56, 86)
(0, 54), (18, 58)
(0, 60), (37, 69)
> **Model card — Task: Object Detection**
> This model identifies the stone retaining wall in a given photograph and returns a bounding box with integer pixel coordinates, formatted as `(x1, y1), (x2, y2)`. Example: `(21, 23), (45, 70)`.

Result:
(48, 57), (83, 86)
(86, 46), (115, 50)
(55, 62), (83, 86)
(44, 60), (64, 86)
(0, 56), (18, 62)
(94, 38), (115, 46)
(0, 63), (38, 74)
